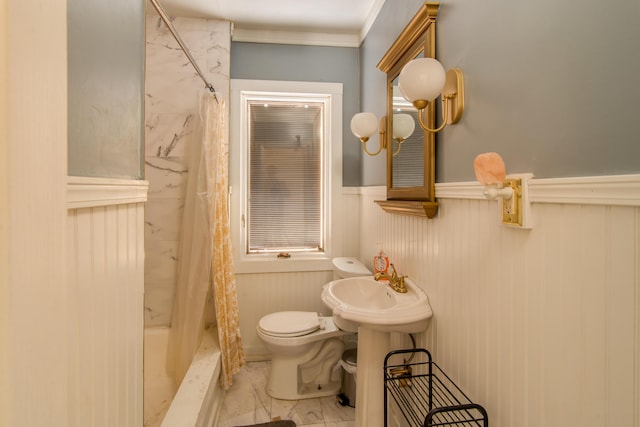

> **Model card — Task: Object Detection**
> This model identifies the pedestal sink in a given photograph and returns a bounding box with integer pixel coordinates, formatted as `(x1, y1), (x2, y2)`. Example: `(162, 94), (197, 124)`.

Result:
(321, 276), (433, 427)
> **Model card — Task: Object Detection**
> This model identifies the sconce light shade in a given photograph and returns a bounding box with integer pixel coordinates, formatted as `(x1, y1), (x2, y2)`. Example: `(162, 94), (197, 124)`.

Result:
(398, 58), (446, 105)
(474, 152), (533, 229)
(392, 113), (416, 142)
(396, 57), (465, 133)
(351, 112), (387, 156)
(473, 152), (506, 185)
(350, 112), (379, 140)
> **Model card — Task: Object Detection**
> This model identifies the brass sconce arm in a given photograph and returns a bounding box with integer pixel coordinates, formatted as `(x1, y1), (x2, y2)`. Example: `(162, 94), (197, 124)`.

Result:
(399, 58), (465, 134)
(414, 99), (448, 134)
(360, 135), (385, 156)
(391, 140), (404, 157)
(351, 113), (388, 157)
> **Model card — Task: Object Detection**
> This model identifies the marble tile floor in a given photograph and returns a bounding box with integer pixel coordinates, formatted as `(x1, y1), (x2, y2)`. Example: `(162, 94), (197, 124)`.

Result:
(217, 361), (355, 427)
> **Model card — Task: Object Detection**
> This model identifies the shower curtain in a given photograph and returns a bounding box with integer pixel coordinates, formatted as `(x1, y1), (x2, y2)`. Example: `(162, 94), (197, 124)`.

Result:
(168, 93), (245, 389)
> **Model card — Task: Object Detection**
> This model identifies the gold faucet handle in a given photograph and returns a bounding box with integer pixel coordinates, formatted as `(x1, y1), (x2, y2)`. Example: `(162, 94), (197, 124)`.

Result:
(396, 275), (408, 293)
(388, 263), (398, 278)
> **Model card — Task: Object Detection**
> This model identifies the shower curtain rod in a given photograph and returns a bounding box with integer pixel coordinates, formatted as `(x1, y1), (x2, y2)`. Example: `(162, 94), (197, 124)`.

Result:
(148, 0), (219, 102)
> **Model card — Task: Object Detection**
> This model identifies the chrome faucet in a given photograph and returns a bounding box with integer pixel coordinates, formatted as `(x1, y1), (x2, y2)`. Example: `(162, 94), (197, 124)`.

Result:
(374, 263), (407, 293)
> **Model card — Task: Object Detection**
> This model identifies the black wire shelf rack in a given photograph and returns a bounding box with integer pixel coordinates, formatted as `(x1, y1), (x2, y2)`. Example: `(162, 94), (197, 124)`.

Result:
(384, 348), (488, 427)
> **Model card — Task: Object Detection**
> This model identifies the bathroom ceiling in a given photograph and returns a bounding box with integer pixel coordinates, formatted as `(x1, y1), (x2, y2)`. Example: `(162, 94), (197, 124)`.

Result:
(152, 0), (385, 46)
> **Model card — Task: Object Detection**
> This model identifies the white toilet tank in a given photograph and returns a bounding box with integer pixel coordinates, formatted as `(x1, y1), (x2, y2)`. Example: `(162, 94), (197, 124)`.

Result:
(332, 257), (371, 279)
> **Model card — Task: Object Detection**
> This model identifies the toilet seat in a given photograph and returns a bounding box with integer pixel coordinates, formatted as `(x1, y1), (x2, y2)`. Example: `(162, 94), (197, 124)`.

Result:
(258, 311), (323, 338)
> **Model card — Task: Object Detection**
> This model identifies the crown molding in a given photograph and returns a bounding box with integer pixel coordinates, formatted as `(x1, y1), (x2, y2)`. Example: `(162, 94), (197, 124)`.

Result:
(359, 0), (386, 44)
(232, 27), (360, 47)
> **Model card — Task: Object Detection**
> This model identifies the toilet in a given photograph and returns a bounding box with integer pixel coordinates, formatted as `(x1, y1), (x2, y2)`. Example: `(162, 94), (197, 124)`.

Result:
(256, 257), (371, 400)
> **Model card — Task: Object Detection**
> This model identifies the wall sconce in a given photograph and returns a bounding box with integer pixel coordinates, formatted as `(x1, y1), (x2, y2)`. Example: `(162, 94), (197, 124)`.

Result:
(350, 112), (387, 156)
(391, 113), (416, 156)
(398, 58), (464, 133)
(473, 152), (532, 228)
(351, 113), (415, 157)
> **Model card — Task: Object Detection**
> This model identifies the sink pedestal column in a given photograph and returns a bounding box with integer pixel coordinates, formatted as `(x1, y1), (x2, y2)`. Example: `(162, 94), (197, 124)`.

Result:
(355, 327), (390, 427)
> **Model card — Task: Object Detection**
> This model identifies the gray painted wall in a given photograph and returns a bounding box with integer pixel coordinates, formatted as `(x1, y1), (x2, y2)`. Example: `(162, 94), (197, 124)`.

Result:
(230, 42), (361, 187)
(361, 0), (640, 185)
(67, 0), (145, 179)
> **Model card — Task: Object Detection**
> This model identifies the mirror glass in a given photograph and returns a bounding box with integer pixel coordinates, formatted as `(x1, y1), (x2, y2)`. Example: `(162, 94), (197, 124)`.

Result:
(390, 57), (424, 188)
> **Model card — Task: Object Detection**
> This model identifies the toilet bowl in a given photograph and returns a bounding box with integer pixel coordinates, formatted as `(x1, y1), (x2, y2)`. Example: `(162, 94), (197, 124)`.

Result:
(256, 257), (371, 400)
(257, 311), (348, 399)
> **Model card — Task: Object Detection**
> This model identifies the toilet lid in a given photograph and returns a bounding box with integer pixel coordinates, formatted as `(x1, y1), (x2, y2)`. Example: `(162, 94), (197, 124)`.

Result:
(258, 311), (320, 337)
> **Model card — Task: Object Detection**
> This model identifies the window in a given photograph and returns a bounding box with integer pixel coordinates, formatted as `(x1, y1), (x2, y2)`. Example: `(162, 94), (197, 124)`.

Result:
(248, 101), (324, 254)
(230, 80), (343, 273)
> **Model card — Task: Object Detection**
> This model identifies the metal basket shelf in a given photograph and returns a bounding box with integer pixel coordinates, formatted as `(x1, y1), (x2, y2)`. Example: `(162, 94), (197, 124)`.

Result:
(384, 348), (488, 427)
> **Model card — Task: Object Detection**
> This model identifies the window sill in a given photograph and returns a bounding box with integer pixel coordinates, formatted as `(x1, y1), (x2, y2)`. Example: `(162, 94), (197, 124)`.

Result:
(233, 254), (334, 275)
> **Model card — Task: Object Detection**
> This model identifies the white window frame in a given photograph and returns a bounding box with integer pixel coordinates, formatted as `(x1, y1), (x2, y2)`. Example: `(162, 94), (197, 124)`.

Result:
(230, 79), (343, 274)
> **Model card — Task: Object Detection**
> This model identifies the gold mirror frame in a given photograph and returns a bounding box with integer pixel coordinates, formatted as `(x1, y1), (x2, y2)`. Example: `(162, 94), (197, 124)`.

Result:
(375, 2), (439, 218)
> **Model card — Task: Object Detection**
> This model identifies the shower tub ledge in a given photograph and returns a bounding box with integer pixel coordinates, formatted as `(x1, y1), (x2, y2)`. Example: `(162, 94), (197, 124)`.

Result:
(144, 326), (224, 427)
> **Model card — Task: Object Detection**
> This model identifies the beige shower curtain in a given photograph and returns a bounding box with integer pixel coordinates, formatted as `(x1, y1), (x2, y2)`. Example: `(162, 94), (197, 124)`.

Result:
(168, 93), (245, 389)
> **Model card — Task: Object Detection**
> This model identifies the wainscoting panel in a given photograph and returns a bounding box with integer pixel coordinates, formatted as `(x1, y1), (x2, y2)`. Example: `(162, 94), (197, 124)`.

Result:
(237, 269), (336, 358)
(359, 178), (640, 427)
(67, 178), (147, 427)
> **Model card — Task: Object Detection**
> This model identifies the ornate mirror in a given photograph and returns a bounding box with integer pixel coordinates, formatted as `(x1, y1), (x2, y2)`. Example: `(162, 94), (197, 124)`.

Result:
(375, 3), (439, 218)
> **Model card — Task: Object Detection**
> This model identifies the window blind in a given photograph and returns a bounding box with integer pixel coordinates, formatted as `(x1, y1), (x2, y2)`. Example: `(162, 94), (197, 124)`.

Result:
(392, 110), (425, 187)
(247, 102), (324, 253)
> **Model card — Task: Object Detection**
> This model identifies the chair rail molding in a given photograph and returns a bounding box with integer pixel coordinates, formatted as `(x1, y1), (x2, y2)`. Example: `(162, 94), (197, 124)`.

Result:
(67, 176), (149, 209)
(435, 174), (640, 206)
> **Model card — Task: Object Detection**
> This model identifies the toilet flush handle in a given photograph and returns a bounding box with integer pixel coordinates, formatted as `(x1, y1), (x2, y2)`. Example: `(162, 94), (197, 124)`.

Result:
(319, 317), (326, 330)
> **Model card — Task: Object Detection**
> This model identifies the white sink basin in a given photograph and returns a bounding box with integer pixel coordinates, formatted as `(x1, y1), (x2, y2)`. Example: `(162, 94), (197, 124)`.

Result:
(321, 276), (433, 333)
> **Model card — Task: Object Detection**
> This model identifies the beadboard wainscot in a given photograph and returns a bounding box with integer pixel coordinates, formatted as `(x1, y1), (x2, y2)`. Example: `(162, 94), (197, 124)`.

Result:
(67, 176), (148, 426)
(359, 174), (640, 427)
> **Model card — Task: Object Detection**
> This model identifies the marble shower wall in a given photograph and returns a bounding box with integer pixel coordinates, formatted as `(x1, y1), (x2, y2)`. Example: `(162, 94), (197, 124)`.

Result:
(144, 14), (230, 326)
